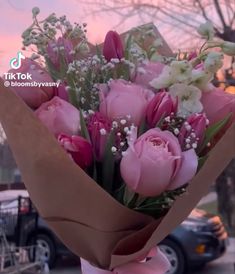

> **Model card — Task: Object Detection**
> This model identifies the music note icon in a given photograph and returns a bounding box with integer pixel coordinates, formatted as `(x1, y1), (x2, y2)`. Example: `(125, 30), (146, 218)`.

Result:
(10, 52), (26, 70)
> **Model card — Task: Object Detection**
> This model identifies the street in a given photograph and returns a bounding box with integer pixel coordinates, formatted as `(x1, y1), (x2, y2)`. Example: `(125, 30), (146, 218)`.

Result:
(51, 239), (235, 274)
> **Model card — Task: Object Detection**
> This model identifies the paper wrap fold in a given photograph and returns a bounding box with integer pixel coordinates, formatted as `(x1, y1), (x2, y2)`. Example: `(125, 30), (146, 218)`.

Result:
(0, 24), (234, 269)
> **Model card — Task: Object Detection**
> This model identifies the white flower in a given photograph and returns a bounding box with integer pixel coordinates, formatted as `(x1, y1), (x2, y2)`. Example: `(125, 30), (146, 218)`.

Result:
(204, 52), (223, 73)
(221, 41), (235, 56)
(150, 66), (172, 89)
(191, 69), (213, 90)
(197, 21), (215, 40)
(150, 60), (192, 89)
(170, 60), (192, 82)
(169, 83), (203, 117)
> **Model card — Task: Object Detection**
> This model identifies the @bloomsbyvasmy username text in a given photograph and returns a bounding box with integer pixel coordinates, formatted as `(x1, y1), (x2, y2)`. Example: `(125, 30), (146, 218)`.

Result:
(3, 72), (60, 88)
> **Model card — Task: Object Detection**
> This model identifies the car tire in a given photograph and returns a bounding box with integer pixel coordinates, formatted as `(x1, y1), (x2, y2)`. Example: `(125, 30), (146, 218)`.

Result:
(27, 233), (56, 268)
(159, 238), (186, 274)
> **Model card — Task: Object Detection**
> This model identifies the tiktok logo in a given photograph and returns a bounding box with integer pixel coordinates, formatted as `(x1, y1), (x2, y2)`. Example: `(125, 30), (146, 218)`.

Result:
(10, 51), (26, 70)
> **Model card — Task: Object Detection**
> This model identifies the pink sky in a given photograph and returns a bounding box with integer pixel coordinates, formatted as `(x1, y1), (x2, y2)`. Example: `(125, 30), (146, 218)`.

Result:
(0, 0), (155, 75)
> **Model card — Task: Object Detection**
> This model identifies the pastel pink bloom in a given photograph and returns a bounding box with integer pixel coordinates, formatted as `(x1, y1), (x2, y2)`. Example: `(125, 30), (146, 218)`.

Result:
(201, 87), (235, 125)
(133, 62), (165, 88)
(99, 80), (154, 126)
(55, 82), (69, 101)
(81, 247), (170, 274)
(35, 96), (80, 137)
(121, 128), (198, 197)
(88, 112), (111, 161)
(178, 113), (207, 149)
(146, 91), (177, 128)
(103, 31), (124, 62)
(47, 37), (73, 69)
(58, 134), (93, 169)
(8, 58), (55, 109)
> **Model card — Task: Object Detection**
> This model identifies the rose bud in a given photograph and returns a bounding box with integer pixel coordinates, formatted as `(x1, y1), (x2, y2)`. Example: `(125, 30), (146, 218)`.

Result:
(178, 113), (207, 150)
(47, 37), (73, 70)
(133, 61), (165, 88)
(121, 128), (198, 197)
(58, 134), (93, 169)
(99, 79), (154, 126)
(7, 58), (55, 109)
(146, 91), (177, 128)
(88, 112), (111, 161)
(201, 87), (235, 125)
(35, 96), (80, 137)
(103, 31), (124, 62)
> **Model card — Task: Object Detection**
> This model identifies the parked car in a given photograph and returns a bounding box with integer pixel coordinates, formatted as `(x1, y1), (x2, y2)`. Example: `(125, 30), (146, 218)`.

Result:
(0, 191), (228, 273)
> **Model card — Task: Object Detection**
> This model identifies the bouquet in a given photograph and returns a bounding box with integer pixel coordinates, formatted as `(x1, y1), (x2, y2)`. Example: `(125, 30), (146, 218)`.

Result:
(0, 8), (235, 274)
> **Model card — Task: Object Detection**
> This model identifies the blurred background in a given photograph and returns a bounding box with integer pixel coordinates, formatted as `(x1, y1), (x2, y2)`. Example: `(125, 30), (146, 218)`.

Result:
(0, 0), (234, 273)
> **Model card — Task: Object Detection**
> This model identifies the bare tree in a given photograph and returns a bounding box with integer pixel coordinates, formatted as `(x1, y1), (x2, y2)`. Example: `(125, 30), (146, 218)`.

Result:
(81, 0), (235, 49)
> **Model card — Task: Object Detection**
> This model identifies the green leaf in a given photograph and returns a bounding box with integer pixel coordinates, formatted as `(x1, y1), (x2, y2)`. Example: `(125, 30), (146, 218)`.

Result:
(124, 33), (133, 60)
(114, 184), (125, 203)
(102, 130), (116, 194)
(66, 75), (79, 108)
(79, 110), (91, 142)
(138, 120), (147, 136)
(198, 113), (232, 154)
(197, 155), (209, 171)
(95, 44), (102, 58)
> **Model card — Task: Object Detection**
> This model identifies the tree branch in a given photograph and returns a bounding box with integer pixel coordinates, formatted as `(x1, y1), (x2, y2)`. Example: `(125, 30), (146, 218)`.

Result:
(213, 0), (228, 29)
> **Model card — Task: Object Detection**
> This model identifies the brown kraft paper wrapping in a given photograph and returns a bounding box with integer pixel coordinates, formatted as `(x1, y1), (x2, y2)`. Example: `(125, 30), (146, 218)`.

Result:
(0, 24), (234, 268)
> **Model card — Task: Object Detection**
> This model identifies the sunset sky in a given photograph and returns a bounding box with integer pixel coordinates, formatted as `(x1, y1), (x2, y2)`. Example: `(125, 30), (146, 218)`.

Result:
(0, 0), (232, 75)
(0, 0), (146, 74)
(0, 0), (188, 75)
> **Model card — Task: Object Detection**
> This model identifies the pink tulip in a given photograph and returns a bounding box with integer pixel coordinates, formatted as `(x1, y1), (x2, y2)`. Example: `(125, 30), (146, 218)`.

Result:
(99, 80), (154, 126)
(146, 91), (177, 128)
(35, 96), (80, 137)
(88, 112), (111, 161)
(178, 113), (207, 150)
(8, 58), (55, 109)
(58, 134), (93, 169)
(121, 128), (198, 197)
(201, 87), (235, 125)
(103, 31), (124, 62)
(133, 62), (165, 88)
(47, 37), (73, 69)
(55, 82), (69, 101)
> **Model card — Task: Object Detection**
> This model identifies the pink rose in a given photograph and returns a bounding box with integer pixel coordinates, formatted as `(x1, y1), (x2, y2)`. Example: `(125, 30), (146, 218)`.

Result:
(121, 128), (198, 197)
(133, 62), (165, 88)
(47, 37), (74, 70)
(88, 112), (111, 161)
(58, 134), (93, 169)
(7, 58), (55, 109)
(146, 91), (177, 128)
(201, 88), (235, 125)
(103, 31), (124, 62)
(178, 113), (207, 149)
(99, 80), (154, 126)
(35, 96), (80, 137)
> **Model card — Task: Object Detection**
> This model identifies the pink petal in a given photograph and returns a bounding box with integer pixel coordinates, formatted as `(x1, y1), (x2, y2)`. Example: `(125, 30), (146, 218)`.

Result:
(120, 147), (141, 191)
(168, 149), (198, 190)
(81, 259), (110, 274)
(115, 247), (170, 274)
